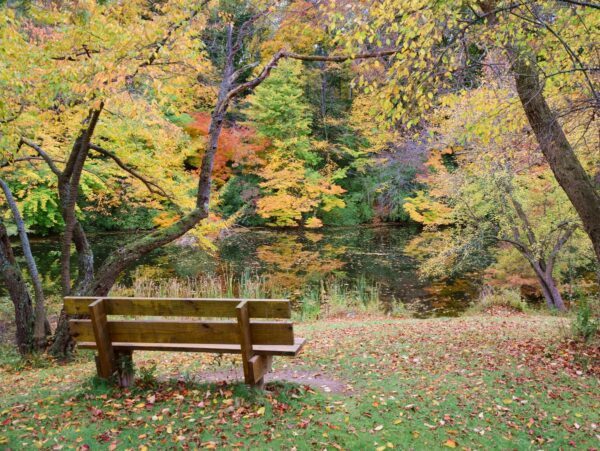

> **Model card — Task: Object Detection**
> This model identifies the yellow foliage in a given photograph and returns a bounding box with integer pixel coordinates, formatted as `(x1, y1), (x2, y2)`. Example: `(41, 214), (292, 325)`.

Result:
(305, 217), (323, 229)
(404, 191), (453, 226)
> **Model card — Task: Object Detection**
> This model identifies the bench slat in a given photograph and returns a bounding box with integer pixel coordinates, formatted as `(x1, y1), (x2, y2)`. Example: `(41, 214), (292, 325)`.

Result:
(75, 338), (306, 357)
(64, 297), (291, 318)
(69, 319), (294, 345)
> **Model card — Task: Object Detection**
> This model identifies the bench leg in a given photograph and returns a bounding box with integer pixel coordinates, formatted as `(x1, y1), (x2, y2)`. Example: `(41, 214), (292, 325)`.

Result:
(253, 356), (273, 388)
(115, 350), (134, 388)
(89, 299), (116, 380)
(236, 300), (274, 387)
(248, 354), (273, 387)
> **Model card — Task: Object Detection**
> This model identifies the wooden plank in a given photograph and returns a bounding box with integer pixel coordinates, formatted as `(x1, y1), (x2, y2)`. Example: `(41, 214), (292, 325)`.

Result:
(250, 354), (273, 384)
(76, 337), (306, 356)
(88, 299), (115, 379)
(64, 296), (291, 318)
(236, 300), (254, 384)
(69, 319), (295, 345)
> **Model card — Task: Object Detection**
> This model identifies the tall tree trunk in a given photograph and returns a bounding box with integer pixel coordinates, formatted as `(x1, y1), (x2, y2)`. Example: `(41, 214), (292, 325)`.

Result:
(512, 56), (600, 265)
(0, 221), (35, 354)
(531, 261), (566, 311)
(58, 106), (103, 296)
(0, 178), (48, 349)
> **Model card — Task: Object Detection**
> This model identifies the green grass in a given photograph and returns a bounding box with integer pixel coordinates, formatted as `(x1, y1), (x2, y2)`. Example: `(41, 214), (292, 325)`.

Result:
(1, 315), (598, 450)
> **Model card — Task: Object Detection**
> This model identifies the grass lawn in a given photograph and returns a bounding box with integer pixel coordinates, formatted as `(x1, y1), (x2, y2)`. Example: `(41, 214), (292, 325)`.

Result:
(1, 314), (598, 450)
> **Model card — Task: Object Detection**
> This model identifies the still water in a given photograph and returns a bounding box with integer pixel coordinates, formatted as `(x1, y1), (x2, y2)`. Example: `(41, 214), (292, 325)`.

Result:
(24, 225), (480, 317)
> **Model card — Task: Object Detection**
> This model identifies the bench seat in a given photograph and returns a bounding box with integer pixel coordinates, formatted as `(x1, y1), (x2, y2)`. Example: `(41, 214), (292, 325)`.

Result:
(64, 296), (306, 387)
(76, 337), (306, 356)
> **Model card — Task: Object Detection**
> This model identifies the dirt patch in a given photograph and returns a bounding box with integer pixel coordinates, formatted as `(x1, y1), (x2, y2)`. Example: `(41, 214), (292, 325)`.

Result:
(188, 368), (353, 395)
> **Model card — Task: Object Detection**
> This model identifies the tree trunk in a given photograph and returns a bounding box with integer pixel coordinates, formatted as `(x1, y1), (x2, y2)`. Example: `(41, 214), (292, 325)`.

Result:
(0, 178), (48, 349)
(512, 56), (600, 265)
(0, 221), (35, 355)
(531, 261), (566, 311)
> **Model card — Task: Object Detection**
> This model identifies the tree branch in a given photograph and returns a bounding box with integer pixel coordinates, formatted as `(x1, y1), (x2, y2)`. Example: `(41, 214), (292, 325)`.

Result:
(89, 143), (178, 207)
(18, 138), (62, 177)
(225, 47), (401, 106)
(556, 0), (600, 9)
(0, 102), (25, 124)
(496, 236), (533, 258)
(547, 223), (578, 273)
(51, 46), (100, 61)
(0, 177), (47, 346)
(127, 1), (210, 83)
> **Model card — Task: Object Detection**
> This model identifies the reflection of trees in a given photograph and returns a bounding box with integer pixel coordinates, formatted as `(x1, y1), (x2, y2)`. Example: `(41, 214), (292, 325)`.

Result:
(256, 234), (345, 294)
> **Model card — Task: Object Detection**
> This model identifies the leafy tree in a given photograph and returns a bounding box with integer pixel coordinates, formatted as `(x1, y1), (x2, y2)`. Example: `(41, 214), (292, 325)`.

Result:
(406, 78), (595, 310)
(245, 59), (345, 226)
(327, 0), (600, 266)
(0, 1), (400, 356)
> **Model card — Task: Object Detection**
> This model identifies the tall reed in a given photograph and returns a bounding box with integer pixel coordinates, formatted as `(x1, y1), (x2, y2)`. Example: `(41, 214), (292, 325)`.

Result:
(111, 269), (385, 320)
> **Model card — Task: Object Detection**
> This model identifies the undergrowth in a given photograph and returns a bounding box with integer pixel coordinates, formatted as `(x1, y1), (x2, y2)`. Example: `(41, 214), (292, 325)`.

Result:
(467, 287), (530, 314)
(112, 271), (390, 321)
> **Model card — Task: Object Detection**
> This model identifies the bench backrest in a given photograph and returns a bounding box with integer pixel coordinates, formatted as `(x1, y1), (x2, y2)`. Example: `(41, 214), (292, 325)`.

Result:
(65, 296), (294, 346)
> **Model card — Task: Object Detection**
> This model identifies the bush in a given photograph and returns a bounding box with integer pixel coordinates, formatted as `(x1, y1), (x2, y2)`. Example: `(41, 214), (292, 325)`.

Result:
(572, 298), (599, 342)
(296, 276), (384, 320)
(468, 287), (529, 314)
(138, 362), (158, 387)
(388, 300), (412, 318)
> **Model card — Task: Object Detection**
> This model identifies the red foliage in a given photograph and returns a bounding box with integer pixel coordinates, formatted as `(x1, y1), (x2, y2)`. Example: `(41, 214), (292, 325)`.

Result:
(186, 112), (268, 183)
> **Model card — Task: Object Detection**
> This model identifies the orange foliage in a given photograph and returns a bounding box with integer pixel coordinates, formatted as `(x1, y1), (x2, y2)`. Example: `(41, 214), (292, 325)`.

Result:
(185, 112), (267, 183)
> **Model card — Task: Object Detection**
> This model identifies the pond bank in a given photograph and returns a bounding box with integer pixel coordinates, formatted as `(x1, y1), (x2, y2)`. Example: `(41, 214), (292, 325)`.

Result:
(11, 225), (482, 317)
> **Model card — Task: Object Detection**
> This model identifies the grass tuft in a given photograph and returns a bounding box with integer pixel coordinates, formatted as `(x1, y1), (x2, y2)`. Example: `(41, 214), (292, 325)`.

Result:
(467, 286), (530, 314)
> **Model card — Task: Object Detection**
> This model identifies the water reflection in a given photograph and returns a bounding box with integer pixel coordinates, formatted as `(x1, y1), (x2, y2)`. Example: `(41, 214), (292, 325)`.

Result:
(13, 226), (480, 317)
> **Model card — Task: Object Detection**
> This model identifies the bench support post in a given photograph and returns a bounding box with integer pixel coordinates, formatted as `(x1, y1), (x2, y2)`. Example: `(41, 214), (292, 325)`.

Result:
(236, 300), (254, 385)
(236, 300), (273, 386)
(89, 298), (116, 380)
(115, 349), (134, 388)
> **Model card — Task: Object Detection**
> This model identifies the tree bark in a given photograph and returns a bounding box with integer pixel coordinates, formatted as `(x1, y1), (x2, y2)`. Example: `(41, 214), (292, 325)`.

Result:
(58, 106), (103, 296)
(512, 55), (600, 265)
(0, 178), (48, 349)
(0, 221), (35, 354)
(531, 262), (566, 310)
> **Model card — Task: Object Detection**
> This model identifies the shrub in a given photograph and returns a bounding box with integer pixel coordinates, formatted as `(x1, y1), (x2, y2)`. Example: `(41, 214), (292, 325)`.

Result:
(572, 298), (599, 342)
(388, 300), (412, 318)
(297, 276), (384, 320)
(468, 287), (529, 314)
(138, 362), (158, 387)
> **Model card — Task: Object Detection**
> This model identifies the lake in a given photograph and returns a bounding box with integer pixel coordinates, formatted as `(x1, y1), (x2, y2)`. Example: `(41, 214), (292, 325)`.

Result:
(20, 225), (481, 317)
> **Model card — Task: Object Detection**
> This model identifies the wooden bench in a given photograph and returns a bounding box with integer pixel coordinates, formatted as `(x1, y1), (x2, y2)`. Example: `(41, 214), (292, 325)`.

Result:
(64, 296), (305, 387)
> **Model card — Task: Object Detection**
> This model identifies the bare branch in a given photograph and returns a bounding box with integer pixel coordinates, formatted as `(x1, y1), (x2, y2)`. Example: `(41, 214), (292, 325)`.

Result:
(0, 102), (25, 124)
(547, 224), (579, 274)
(556, 0), (600, 9)
(0, 177), (47, 345)
(232, 9), (270, 56)
(18, 138), (62, 177)
(496, 237), (533, 258)
(127, 1), (210, 83)
(523, 4), (600, 105)
(225, 48), (401, 106)
(62, 105), (104, 181)
(51, 46), (100, 61)
(89, 143), (178, 206)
